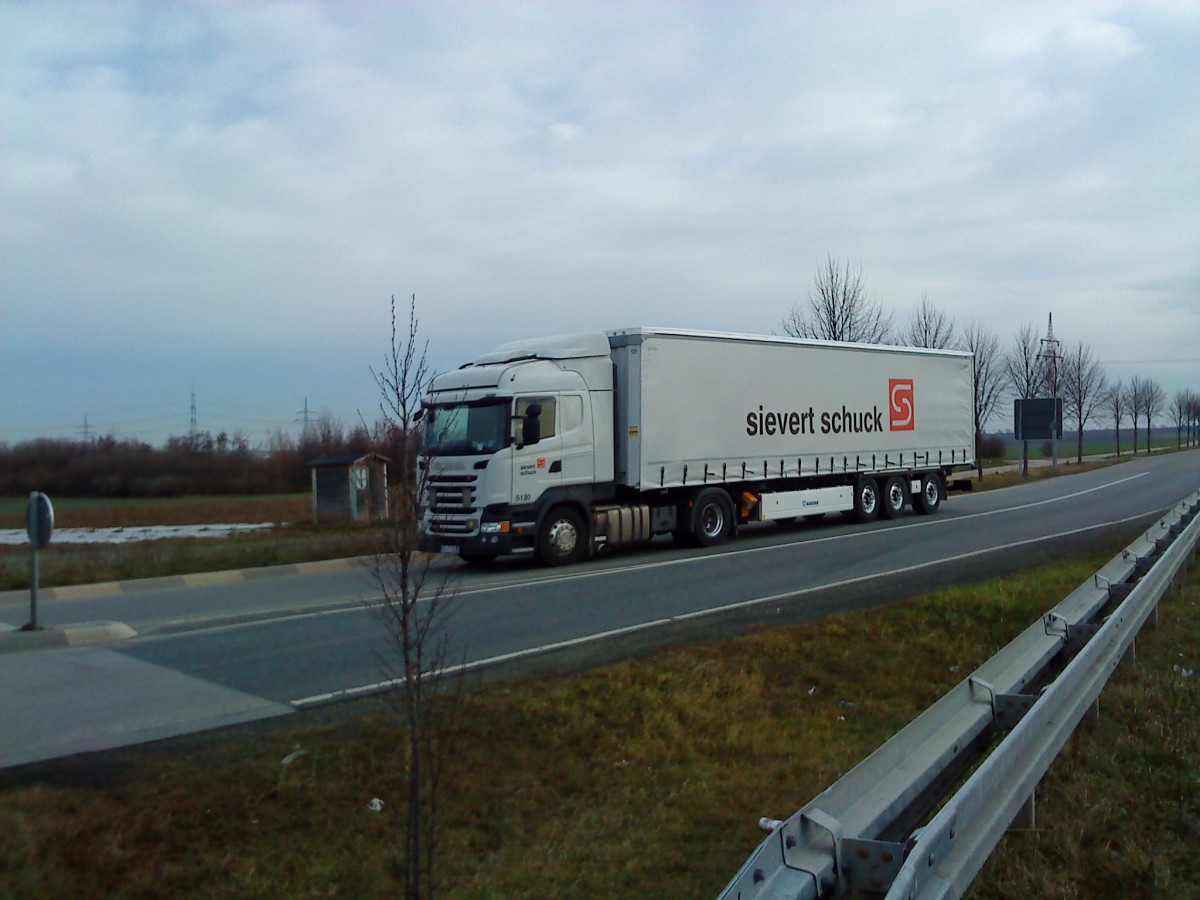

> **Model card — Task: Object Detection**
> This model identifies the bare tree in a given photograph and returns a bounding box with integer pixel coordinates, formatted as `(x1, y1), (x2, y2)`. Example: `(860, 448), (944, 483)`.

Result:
(905, 293), (956, 349)
(370, 294), (462, 900)
(781, 255), (893, 343)
(960, 320), (1004, 478)
(1103, 380), (1128, 457)
(1061, 341), (1107, 464)
(1128, 376), (1147, 455)
(1172, 390), (1191, 448)
(1190, 391), (1200, 447)
(1143, 379), (1166, 454)
(1006, 322), (1045, 476)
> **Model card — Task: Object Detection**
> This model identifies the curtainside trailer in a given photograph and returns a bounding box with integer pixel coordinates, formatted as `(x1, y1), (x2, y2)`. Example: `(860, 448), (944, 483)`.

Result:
(418, 328), (974, 566)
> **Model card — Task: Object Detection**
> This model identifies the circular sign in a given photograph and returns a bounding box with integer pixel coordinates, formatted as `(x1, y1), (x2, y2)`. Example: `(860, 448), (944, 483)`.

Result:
(26, 492), (54, 549)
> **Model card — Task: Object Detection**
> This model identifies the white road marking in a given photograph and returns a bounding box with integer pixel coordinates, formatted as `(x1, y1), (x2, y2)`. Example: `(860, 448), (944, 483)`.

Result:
(290, 508), (1157, 708)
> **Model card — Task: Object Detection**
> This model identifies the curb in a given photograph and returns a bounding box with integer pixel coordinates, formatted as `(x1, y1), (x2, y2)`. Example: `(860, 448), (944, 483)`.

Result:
(0, 621), (138, 655)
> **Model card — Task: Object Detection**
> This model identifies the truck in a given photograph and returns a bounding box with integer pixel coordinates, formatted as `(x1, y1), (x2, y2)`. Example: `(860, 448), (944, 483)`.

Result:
(417, 328), (975, 566)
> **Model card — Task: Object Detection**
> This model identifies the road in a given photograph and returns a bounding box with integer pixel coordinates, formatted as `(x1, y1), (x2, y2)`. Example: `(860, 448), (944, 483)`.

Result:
(1, 450), (1197, 769)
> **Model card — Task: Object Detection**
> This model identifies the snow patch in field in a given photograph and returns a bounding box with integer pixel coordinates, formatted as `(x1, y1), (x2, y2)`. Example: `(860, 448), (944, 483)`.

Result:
(0, 523), (276, 545)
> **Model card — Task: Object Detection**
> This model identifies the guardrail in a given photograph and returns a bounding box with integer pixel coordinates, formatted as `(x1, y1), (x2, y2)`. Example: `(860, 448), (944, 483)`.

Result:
(718, 489), (1200, 900)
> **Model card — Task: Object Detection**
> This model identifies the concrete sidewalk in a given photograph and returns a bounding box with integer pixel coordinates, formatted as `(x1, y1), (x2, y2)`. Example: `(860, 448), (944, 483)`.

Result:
(0, 642), (292, 769)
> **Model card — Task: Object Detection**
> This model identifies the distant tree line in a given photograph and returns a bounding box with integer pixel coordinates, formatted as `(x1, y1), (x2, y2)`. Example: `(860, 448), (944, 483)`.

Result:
(0, 413), (415, 498)
(782, 255), (1200, 477)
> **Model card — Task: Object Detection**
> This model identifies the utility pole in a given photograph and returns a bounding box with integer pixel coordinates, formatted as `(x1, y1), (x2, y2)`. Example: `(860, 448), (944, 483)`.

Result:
(1038, 313), (1062, 470)
(296, 397), (313, 439)
(190, 386), (198, 447)
(78, 415), (92, 444)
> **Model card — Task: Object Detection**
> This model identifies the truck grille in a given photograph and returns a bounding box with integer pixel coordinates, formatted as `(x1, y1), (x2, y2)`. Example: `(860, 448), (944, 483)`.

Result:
(428, 517), (475, 536)
(425, 474), (478, 514)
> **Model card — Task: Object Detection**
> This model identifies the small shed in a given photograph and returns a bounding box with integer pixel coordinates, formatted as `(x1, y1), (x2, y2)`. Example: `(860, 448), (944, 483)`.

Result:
(308, 453), (390, 524)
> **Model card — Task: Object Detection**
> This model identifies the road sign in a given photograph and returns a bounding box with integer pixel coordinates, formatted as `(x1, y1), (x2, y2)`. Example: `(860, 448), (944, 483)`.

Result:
(27, 492), (54, 549)
(1014, 398), (1063, 441)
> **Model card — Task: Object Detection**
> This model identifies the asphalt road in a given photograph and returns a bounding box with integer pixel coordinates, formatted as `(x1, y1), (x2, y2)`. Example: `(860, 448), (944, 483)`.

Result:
(2, 450), (1197, 769)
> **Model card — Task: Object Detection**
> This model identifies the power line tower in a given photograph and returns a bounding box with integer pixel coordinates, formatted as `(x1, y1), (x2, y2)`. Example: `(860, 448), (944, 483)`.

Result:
(296, 397), (313, 439)
(1038, 313), (1062, 469)
(78, 415), (92, 444)
(190, 386), (198, 445)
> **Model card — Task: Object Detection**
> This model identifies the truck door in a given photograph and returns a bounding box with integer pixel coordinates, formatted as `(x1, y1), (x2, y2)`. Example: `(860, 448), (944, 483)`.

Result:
(555, 393), (594, 487)
(512, 395), (562, 506)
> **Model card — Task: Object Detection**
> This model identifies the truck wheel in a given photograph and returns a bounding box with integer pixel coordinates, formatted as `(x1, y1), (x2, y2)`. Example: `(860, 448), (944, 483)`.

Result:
(914, 473), (942, 515)
(537, 506), (586, 566)
(881, 475), (907, 519)
(854, 478), (880, 523)
(692, 489), (735, 547)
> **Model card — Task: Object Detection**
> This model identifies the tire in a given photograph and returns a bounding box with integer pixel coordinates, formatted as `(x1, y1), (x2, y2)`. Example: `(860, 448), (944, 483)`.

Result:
(854, 478), (880, 523)
(460, 552), (497, 567)
(537, 506), (586, 566)
(881, 475), (907, 520)
(691, 488), (735, 547)
(914, 473), (943, 515)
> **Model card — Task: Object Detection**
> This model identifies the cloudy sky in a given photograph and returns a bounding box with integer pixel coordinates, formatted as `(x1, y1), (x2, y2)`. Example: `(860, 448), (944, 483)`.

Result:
(4, 0), (1198, 445)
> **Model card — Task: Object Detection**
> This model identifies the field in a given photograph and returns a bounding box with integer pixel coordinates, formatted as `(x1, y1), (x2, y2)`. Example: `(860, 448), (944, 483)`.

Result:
(0, 494), (383, 593)
(1, 548), (1196, 897)
(991, 429), (1185, 461)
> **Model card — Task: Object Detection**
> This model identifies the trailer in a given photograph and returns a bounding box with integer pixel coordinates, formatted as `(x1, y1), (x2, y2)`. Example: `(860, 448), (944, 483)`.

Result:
(418, 328), (974, 566)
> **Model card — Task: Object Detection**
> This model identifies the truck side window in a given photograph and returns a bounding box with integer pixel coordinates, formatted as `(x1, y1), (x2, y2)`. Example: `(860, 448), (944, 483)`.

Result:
(515, 397), (556, 444)
(560, 394), (584, 434)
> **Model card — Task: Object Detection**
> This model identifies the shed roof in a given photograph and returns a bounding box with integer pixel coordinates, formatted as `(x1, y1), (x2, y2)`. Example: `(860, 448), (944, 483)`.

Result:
(307, 452), (391, 468)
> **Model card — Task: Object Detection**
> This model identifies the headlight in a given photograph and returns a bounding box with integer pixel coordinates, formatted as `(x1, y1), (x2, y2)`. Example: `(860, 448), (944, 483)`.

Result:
(479, 521), (510, 534)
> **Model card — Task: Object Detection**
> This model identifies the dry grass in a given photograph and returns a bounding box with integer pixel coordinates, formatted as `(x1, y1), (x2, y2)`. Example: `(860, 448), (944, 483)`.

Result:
(6, 547), (1191, 897)
(968, 457), (1125, 492)
(0, 494), (311, 529)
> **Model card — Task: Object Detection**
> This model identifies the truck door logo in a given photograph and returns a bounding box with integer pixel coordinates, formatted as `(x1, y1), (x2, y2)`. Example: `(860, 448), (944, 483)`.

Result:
(889, 379), (915, 431)
(537, 458), (546, 469)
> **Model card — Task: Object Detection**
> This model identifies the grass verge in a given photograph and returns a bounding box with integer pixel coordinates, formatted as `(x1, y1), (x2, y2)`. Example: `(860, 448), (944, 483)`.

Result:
(2, 546), (1196, 898)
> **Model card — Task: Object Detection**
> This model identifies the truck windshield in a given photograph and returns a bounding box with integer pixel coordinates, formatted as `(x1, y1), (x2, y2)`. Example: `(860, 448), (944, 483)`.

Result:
(423, 400), (510, 456)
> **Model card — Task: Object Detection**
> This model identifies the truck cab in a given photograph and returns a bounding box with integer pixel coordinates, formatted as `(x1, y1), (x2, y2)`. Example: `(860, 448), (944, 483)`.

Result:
(418, 333), (615, 565)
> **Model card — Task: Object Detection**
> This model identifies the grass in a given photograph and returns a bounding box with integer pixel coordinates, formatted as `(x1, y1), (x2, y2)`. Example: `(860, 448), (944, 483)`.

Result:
(0, 494), (311, 529)
(3, 545), (1196, 897)
(0, 495), (382, 593)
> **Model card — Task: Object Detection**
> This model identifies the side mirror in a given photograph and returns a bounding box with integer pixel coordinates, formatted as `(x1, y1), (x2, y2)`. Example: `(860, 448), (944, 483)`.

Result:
(522, 403), (542, 446)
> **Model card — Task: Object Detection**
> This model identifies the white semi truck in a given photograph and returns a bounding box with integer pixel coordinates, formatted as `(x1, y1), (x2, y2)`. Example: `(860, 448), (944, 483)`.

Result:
(418, 328), (975, 566)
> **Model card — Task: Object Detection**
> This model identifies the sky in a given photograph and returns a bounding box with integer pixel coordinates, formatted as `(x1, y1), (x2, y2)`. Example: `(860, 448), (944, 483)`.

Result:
(3, 0), (1198, 446)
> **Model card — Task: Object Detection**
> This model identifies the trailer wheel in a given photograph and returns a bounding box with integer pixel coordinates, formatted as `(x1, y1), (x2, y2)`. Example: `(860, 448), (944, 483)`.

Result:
(854, 478), (880, 523)
(881, 475), (907, 519)
(692, 489), (735, 547)
(537, 506), (586, 566)
(914, 473), (943, 515)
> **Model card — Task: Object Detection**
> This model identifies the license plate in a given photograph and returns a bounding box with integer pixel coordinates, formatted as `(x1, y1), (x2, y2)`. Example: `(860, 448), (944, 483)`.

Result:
(440, 545), (458, 555)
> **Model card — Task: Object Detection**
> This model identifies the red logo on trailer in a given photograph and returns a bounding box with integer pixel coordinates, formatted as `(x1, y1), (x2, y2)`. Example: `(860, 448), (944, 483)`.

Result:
(889, 379), (915, 431)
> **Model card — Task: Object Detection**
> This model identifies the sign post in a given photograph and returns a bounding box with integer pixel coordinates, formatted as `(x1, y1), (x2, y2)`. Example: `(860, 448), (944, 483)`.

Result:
(24, 491), (54, 631)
